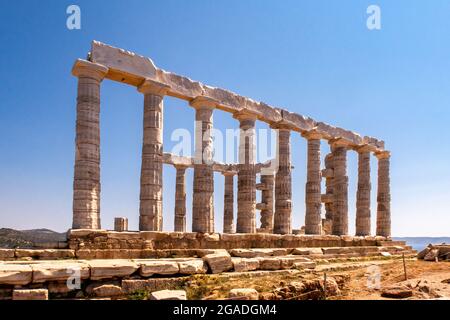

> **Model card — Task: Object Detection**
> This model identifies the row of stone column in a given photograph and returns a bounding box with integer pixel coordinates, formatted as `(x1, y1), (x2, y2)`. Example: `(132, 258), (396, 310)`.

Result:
(71, 61), (391, 237)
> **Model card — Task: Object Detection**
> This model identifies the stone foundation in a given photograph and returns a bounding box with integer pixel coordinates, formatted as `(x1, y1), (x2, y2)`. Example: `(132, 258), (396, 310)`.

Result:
(67, 230), (390, 251)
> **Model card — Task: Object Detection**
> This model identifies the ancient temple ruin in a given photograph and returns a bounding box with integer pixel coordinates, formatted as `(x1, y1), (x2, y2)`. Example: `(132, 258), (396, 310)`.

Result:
(0, 41), (412, 301)
(72, 40), (391, 238)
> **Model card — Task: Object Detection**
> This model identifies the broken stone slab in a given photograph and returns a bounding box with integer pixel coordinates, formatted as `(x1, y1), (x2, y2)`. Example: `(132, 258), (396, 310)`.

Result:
(229, 288), (259, 300)
(279, 257), (313, 269)
(381, 286), (413, 299)
(0, 249), (15, 260)
(88, 259), (139, 280)
(31, 261), (90, 283)
(424, 249), (440, 261)
(231, 258), (260, 272)
(258, 257), (281, 270)
(0, 264), (32, 285)
(230, 248), (288, 258)
(178, 259), (207, 275)
(292, 248), (323, 255)
(12, 289), (48, 300)
(91, 284), (123, 297)
(122, 278), (188, 294)
(149, 289), (187, 300)
(203, 252), (233, 274)
(137, 260), (180, 277)
(293, 261), (317, 270)
(48, 281), (78, 294)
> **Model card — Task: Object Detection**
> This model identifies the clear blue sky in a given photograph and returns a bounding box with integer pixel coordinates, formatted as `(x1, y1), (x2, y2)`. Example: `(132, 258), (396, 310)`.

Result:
(0, 1), (449, 236)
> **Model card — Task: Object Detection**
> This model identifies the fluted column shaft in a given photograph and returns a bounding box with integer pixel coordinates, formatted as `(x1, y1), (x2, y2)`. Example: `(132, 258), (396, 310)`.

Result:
(273, 128), (292, 234)
(223, 172), (235, 233)
(235, 113), (257, 233)
(324, 153), (334, 222)
(376, 151), (391, 237)
(191, 97), (216, 233)
(138, 80), (169, 231)
(174, 166), (187, 232)
(330, 140), (349, 236)
(72, 60), (108, 230)
(303, 132), (322, 235)
(356, 147), (372, 236)
(260, 174), (274, 231)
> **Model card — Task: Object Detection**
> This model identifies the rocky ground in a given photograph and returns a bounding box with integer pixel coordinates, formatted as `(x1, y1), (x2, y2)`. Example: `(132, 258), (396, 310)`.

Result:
(178, 259), (450, 300)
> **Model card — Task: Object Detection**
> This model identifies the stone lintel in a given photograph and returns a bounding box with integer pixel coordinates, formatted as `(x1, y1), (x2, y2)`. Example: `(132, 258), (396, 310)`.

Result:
(301, 128), (327, 140)
(279, 109), (316, 133)
(138, 78), (171, 96)
(375, 150), (391, 160)
(354, 144), (377, 153)
(87, 40), (384, 150)
(189, 96), (218, 110)
(233, 111), (257, 122)
(329, 137), (354, 149)
(72, 59), (108, 81)
(222, 170), (237, 176)
(163, 153), (193, 168)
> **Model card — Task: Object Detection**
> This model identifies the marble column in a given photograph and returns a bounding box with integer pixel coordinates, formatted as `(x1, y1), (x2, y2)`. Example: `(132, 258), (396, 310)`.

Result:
(273, 128), (292, 234)
(375, 151), (391, 237)
(259, 173), (275, 231)
(190, 97), (216, 233)
(324, 153), (334, 222)
(330, 138), (349, 236)
(138, 79), (170, 231)
(234, 112), (257, 234)
(222, 171), (236, 233)
(302, 130), (323, 235)
(355, 145), (372, 236)
(174, 165), (188, 232)
(72, 59), (108, 230)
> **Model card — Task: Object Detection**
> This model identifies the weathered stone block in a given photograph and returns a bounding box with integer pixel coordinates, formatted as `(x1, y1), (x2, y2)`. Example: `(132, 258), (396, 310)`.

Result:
(203, 252), (233, 274)
(292, 248), (323, 255)
(122, 278), (188, 294)
(0, 264), (32, 285)
(0, 249), (15, 261)
(88, 260), (139, 280)
(149, 289), (187, 300)
(138, 260), (179, 277)
(92, 284), (123, 297)
(258, 257), (281, 270)
(178, 259), (207, 275)
(13, 289), (48, 300)
(32, 262), (90, 283)
(232, 258), (260, 272)
(229, 288), (259, 300)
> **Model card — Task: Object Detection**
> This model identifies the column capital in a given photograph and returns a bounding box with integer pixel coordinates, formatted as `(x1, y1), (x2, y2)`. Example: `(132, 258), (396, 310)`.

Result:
(222, 170), (237, 176)
(138, 78), (171, 96)
(354, 144), (377, 153)
(329, 137), (352, 149)
(189, 96), (218, 110)
(174, 164), (189, 171)
(72, 59), (108, 81)
(233, 111), (257, 122)
(301, 128), (325, 140)
(375, 150), (391, 159)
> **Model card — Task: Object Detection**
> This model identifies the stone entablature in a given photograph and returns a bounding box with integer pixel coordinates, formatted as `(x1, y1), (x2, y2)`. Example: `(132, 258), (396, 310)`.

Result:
(88, 41), (384, 150)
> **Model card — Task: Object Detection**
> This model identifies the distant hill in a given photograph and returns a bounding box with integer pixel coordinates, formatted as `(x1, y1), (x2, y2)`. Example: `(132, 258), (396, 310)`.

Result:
(0, 228), (67, 248)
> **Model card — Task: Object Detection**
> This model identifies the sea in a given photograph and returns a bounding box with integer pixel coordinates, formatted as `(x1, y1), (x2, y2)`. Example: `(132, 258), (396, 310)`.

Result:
(393, 237), (450, 252)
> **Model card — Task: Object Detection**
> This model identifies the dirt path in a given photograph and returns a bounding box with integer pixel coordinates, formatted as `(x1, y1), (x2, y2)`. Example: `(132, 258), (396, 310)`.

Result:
(333, 260), (450, 300)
